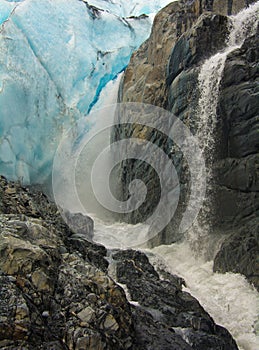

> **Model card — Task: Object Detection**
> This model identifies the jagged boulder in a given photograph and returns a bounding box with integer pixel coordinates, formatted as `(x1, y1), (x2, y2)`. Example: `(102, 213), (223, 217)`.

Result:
(0, 177), (239, 349)
(112, 249), (238, 350)
(0, 179), (134, 349)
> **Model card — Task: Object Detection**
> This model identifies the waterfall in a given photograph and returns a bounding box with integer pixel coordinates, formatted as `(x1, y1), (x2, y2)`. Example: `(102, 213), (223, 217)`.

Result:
(51, 4), (259, 349)
(152, 5), (259, 347)
(187, 1), (259, 255)
(196, 1), (259, 160)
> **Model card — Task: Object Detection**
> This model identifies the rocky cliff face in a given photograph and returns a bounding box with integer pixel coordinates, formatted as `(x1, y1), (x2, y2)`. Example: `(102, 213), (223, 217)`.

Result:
(0, 176), (238, 349)
(114, 0), (259, 290)
(119, 0), (253, 108)
(213, 26), (259, 288)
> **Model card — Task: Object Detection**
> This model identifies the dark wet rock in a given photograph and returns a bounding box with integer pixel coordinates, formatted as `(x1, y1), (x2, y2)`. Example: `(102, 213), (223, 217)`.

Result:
(167, 13), (228, 86)
(114, 3), (230, 245)
(66, 235), (109, 272)
(0, 175), (239, 349)
(112, 249), (238, 350)
(214, 219), (259, 291)
(114, 0), (259, 290)
(212, 28), (259, 289)
(63, 210), (94, 241)
(118, 0), (253, 108)
(0, 176), (133, 349)
(131, 306), (193, 350)
(62, 211), (109, 271)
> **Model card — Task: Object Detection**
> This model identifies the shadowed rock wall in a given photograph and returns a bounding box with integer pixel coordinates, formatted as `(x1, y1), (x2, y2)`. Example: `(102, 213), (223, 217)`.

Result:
(114, 0), (259, 289)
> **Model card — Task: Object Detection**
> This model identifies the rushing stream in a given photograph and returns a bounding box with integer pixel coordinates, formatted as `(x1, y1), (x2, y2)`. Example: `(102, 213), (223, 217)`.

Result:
(147, 5), (259, 349)
(93, 3), (259, 349)
(50, 2), (259, 349)
(92, 218), (259, 350)
(148, 243), (259, 350)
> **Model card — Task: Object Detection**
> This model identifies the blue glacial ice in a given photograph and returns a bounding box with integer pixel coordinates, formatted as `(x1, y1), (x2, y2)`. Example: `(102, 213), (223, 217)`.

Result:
(84, 0), (174, 17)
(0, 0), (170, 184)
(0, 2), (17, 23)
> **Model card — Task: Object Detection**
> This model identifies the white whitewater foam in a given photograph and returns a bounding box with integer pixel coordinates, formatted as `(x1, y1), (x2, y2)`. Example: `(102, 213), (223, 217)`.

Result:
(91, 218), (259, 349)
(65, 3), (259, 349)
(148, 242), (259, 350)
(92, 216), (150, 249)
(189, 1), (259, 254)
(196, 1), (259, 162)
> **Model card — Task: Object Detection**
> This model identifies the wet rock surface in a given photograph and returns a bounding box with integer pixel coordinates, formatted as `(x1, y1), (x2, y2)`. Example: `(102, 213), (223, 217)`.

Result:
(213, 220), (259, 290)
(114, 0), (259, 290)
(119, 0), (253, 108)
(112, 249), (238, 350)
(212, 27), (259, 290)
(114, 0), (231, 245)
(0, 176), (132, 349)
(0, 175), (238, 349)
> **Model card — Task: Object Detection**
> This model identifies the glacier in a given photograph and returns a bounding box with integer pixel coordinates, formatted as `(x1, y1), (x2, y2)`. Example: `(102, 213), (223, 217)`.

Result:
(0, 0), (172, 184)
(83, 0), (175, 17)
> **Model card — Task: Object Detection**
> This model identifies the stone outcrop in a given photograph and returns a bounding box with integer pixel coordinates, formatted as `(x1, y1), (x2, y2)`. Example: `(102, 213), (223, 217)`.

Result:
(212, 27), (259, 289)
(112, 249), (238, 350)
(114, 1), (231, 244)
(114, 0), (259, 289)
(119, 0), (254, 109)
(0, 176), (238, 349)
(0, 177), (132, 349)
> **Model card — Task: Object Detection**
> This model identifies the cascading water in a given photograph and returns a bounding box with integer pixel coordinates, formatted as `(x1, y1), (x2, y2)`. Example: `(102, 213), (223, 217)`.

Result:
(186, 1), (259, 256)
(147, 4), (259, 349)
(196, 1), (259, 159)
(52, 4), (259, 349)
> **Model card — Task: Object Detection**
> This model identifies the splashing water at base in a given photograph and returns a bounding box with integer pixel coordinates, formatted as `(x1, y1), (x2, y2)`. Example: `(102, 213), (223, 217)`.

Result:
(189, 1), (259, 253)
(196, 1), (259, 160)
(175, 9), (259, 344)
(90, 215), (150, 249)
(90, 219), (259, 349)
(147, 242), (259, 350)
(52, 3), (259, 349)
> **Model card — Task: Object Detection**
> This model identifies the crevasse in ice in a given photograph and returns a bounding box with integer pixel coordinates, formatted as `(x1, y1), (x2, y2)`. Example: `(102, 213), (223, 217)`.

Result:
(84, 0), (174, 17)
(0, 0), (171, 184)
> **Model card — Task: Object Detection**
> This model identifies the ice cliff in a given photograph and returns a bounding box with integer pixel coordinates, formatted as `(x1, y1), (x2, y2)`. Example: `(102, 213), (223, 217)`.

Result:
(0, 0), (171, 184)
